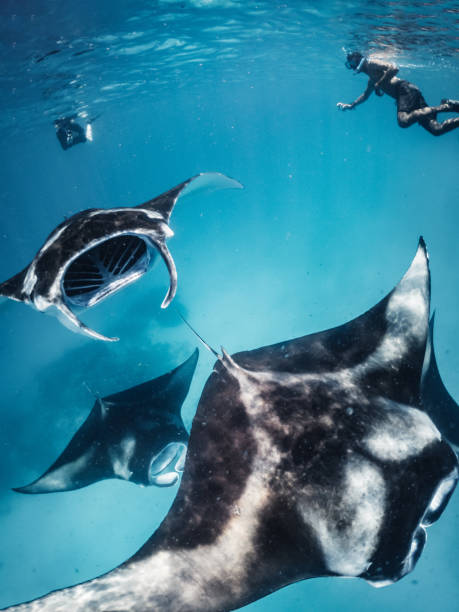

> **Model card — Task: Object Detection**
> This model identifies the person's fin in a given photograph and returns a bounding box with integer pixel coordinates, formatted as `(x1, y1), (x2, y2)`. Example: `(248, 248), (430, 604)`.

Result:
(441, 98), (459, 111)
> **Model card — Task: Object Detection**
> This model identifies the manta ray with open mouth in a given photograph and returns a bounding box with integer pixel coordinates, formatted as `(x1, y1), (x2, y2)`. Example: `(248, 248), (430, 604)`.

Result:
(2, 239), (458, 612)
(0, 172), (242, 342)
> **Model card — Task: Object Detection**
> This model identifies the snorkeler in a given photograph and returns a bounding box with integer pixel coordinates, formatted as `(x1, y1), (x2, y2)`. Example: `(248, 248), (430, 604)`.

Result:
(337, 52), (459, 136)
(54, 115), (97, 150)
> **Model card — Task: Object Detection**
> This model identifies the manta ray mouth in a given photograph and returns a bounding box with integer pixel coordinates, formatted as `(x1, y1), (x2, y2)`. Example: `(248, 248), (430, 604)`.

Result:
(63, 234), (156, 307)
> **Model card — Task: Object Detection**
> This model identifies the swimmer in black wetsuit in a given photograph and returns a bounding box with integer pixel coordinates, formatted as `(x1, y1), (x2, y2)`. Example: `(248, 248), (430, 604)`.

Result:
(54, 116), (87, 150)
(337, 52), (459, 136)
(54, 114), (99, 150)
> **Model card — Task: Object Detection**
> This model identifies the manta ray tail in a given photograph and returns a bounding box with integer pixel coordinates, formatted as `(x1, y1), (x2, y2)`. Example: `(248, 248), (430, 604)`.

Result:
(177, 312), (241, 374)
(421, 313), (459, 447)
(138, 172), (243, 223)
(177, 311), (220, 359)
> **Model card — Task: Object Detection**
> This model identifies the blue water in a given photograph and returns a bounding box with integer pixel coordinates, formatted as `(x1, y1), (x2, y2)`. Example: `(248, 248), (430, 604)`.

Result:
(0, 1), (458, 610)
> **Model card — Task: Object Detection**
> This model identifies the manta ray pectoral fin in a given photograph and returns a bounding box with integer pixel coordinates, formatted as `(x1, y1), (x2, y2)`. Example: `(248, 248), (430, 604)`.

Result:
(179, 172), (244, 200)
(165, 348), (199, 392)
(421, 314), (459, 447)
(103, 349), (198, 411)
(56, 303), (119, 342)
(138, 172), (243, 223)
(0, 268), (28, 303)
(12, 457), (94, 494)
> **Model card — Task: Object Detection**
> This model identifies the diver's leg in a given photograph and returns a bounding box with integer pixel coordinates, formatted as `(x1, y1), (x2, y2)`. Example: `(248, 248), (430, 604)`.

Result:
(420, 117), (459, 136)
(398, 103), (452, 127)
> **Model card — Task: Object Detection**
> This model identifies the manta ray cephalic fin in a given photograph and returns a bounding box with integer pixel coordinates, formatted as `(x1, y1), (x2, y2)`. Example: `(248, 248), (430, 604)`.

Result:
(56, 302), (119, 342)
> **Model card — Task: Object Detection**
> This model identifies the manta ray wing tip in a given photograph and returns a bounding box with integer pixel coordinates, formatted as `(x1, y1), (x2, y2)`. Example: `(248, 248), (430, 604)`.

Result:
(12, 485), (34, 495)
(187, 172), (244, 195)
(204, 172), (244, 190)
(418, 236), (429, 257)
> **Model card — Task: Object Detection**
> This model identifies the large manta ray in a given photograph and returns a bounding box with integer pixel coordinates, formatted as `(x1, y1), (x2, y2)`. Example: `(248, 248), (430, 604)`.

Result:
(0, 172), (242, 342)
(13, 350), (198, 494)
(3, 239), (458, 612)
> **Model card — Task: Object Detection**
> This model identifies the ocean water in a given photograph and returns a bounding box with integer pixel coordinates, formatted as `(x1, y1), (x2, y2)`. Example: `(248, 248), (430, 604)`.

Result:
(0, 1), (458, 610)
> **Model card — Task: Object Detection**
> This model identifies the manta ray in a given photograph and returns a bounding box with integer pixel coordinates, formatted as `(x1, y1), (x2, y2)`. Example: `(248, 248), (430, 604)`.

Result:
(421, 315), (459, 448)
(12, 350), (198, 493)
(0, 172), (242, 342)
(3, 239), (458, 612)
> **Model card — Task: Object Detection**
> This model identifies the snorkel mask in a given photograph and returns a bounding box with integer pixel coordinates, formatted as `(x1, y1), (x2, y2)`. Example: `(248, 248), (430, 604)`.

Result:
(345, 52), (365, 73)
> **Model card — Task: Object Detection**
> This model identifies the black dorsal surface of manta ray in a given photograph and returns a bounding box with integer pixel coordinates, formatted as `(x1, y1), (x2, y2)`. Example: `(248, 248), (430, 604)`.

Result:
(421, 314), (459, 448)
(3, 239), (458, 612)
(0, 172), (242, 342)
(12, 350), (198, 494)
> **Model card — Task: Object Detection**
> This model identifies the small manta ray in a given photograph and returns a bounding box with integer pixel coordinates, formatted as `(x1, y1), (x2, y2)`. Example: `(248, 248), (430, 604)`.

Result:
(3, 239), (458, 612)
(13, 350), (198, 494)
(0, 172), (242, 342)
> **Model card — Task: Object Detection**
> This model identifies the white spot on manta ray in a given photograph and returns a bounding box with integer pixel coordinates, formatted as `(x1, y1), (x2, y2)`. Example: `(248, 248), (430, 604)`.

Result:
(298, 455), (386, 576)
(421, 467), (459, 526)
(25, 450), (95, 492)
(364, 399), (441, 462)
(366, 244), (429, 370)
(110, 436), (136, 480)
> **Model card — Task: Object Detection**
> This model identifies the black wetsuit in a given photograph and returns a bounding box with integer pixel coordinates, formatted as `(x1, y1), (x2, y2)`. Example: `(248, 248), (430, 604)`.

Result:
(396, 80), (429, 114)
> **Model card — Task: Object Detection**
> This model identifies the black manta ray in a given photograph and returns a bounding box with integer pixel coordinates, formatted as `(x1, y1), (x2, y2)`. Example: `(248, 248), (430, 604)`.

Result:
(0, 172), (242, 342)
(3, 239), (458, 612)
(13, 350), (198, 494)
(421, 315), (459, 448)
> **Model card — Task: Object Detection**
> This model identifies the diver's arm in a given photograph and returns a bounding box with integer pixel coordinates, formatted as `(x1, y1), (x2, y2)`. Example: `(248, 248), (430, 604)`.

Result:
(337, 80), (374, 111)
